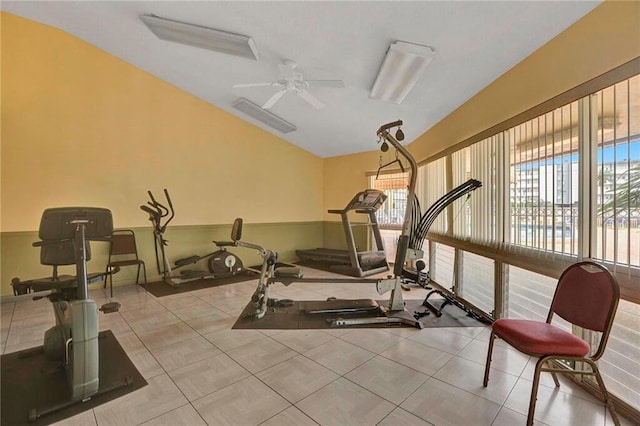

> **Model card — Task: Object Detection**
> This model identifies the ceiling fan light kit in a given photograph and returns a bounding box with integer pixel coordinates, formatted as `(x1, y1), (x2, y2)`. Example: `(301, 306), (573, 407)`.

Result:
(233, 59), (346, 110)
(232, 97), (297, 134)
(140, 14), (259, 60)
(370, 41), (435, 104)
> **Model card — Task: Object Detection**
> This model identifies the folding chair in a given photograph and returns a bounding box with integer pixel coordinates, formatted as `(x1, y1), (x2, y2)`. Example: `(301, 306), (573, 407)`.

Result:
(104, 229), (146, 297)
(483, 261), (621, 426)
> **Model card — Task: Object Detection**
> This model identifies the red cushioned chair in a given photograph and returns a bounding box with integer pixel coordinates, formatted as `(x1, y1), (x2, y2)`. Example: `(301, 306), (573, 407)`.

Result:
(483, 261), (620, 426)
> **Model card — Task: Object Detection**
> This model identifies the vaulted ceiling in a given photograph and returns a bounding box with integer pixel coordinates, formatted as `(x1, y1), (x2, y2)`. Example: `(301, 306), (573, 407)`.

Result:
(2, 1), (601, 157)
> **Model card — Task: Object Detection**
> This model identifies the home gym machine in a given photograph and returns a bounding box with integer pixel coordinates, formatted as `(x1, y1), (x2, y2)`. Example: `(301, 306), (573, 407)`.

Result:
(243, 121), (428, 328)
(11, 207), (130, 422)
(245, 120), (487, 328)
(295, 189), (390, 277)
(140, 189), (245, 287)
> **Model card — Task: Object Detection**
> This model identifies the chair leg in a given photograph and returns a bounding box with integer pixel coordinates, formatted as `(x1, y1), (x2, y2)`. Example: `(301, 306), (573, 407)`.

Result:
(548, 361), (560, 387)
(527, 357), (545, 426)
(483, 331), (496, 387)
(140, 263), (148, 293)
(109, 268), (113, 298)
(135, 265), (141, 285)
(587, 360), (620, 426)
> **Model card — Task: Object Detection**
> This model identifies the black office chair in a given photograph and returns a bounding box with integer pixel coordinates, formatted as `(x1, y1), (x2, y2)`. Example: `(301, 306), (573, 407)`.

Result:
(104, 229), (146, 297)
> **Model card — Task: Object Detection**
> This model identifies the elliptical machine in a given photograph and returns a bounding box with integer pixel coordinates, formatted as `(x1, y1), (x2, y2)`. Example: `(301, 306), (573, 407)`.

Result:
(11, 207), (130, 422)
(140, 189), (245, 287)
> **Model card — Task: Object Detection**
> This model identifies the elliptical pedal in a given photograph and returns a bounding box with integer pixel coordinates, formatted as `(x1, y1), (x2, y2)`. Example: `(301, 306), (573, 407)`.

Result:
(100, 302), (121, 314)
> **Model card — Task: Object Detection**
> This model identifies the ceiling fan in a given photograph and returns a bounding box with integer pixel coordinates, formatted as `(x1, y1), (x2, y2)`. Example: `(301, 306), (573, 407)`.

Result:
(233, 59), (345, 109)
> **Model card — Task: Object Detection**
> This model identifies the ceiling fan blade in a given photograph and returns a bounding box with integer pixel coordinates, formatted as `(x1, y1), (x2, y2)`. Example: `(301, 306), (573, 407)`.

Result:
(233, 83), (273, 89)
(297, 89), (325, 109)
(262, 90), (286, 109)
(306, 80), (346, 89)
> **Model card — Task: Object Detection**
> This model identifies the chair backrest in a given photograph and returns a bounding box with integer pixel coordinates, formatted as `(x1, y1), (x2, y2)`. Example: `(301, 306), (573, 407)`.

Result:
(549, 261), (620, 358)
(110, 230), (139, 258)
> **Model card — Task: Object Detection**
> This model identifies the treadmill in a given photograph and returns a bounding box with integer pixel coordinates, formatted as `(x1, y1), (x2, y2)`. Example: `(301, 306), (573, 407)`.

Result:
(296, 189), (390, 277)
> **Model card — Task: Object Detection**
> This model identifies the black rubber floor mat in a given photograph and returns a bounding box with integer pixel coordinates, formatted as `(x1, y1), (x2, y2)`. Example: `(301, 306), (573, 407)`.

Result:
(1, 330), (147, 426)
(140, 270), (257, 297)
(233, 298), (486, 330)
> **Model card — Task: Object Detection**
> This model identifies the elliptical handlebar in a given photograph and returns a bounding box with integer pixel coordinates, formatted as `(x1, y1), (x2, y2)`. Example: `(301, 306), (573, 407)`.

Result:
(161, 189), (175, 228)
(140, 204), (158, 218)
(147, 190), (168, 217)
(141, 189), (176, 234)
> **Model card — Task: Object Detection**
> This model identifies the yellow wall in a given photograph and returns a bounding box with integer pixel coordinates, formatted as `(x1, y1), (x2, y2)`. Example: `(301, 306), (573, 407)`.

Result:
(1, 12), (323, 231)
(0, 13), (324, 295)
(322, 150), (380, 222)
(324, 1), (640, 202)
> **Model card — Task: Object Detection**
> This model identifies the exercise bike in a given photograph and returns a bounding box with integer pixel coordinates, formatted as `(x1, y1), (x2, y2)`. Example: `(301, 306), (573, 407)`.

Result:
(140, 189), (245, 287)
(11, 207), (131, 422)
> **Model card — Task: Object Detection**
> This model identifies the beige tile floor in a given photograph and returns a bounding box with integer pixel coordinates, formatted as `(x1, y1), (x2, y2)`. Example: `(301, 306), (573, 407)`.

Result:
(1, 267), (632, 426)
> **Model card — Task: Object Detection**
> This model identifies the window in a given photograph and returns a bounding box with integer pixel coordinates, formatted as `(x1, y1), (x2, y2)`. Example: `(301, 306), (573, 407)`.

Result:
(459, 252), (494, 314)
(416, 157), (447, 234)
(507, 102), (581, 256)
(594, 76), (640, 271)
(370, 172), (408, 263)
(371, 172), (408, 228)
(506, 265), (571, 332)
(430, 75), (639, 285)
(432, 244), (455, 289)
(599, 298), (640, 409)
(451, 136), (500, 244)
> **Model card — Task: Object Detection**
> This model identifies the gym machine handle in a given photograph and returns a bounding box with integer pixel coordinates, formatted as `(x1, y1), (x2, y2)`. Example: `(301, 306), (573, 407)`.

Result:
(147, 191), (170, 216)
(140, 204), (158, 217)
(33, 239), (71, 247)
(375, 158), (405, 179)
(377, 120), (403, 134)
(162, 188), (175, 224)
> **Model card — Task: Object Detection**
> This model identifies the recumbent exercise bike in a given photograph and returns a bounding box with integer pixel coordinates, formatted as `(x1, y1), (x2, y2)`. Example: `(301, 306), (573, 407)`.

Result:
(11, 207), (131, 422)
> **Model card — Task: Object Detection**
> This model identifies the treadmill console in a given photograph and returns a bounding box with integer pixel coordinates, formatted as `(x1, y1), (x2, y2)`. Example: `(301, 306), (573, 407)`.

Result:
(332, 189), (387, 214)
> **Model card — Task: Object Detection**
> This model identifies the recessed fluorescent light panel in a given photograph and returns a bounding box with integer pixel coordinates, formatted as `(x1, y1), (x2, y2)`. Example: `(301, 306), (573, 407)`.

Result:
(232, 98), (297, 134)
(370, 41), (435, 104)
(140, 14), (259, 60)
